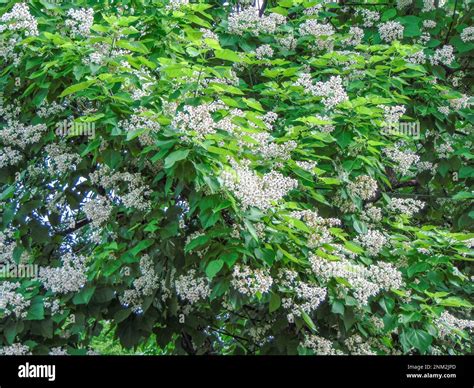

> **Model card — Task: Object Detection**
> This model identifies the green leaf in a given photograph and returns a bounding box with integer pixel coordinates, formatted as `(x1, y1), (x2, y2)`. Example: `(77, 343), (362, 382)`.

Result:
(73, 286), (96, 305)
(215, 49), (242, 63)
(206, 259), (224, 279)
(269, 293), (281, 313)
(26, 297), (44, 321)
(301, 311), (317, 332)
(439, 297), (473, 308)
(405, 329), (432, 353)
(164, 149), (190, 169)
(59, 80), (96, 97)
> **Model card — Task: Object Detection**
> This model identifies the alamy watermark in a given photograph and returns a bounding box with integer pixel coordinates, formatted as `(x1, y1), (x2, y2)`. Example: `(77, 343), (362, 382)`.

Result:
(55, 119), (95, 139)
(0, 263), (39, 279)
(381, 121), (420, 138)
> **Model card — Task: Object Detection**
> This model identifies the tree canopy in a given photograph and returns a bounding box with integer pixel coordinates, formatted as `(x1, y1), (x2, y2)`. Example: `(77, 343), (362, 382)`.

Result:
(0, 0), (473, 355)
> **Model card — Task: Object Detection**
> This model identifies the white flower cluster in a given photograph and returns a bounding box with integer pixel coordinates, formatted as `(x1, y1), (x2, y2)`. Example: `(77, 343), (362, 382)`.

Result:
(449, 94), (471, 111)
(435, 311), (474, 338)
(461, 26), (474, 43)
(430, 45), (455, 66)
(254, 44), (274, 60)
(294, 74), (348, 110)
(248, 323), (272, 344)
(0, 228), (16, 264)
(397, 0), (413, 9)
(0, 343), (31, 355)
(119, 254), (159, 313)
(49, 347), (68, 356)
(0, 146), (22, 169)
(384, 145), (420, 175)
(379, 105), (406, 126)
(175, 269), (211, 304)
(423, 20), (437, 29)
(348, 175), (378, 200)
(310, 254), (403, 305)
(345, 335), (375, 355)
(39, 253), (88, 294)
(36, 101), (66, 119)
(357, 9), (380, 28)
(228, 8), (286, 36)
(355, 229), (387, 256)
(221, 159), (297, 211)
(361, 204), (383, 225)
(299, 20), (334, 38)
(278, 35), (297, 50)
(378, 21), (404, 43)
(0, 3), (38, 37)
(303, 4), (323, 15)
(407, 50), (426, 64)
(0, 281), (30, 318)
(295, 160), (318, 173)
(231, 264), (273, 296)
(0, 101), (48, 155)
(166, 0), (189, 11)
(281, 279), (327, 323)
(90, 165), (152, 212)
(387, 197), (425, 217)
(434, 141), (453, 159)
(422, 0), (436, 12)
(438, 106), (450, 116)
(83, 195), (113, 228)
(45, 144), (82, 175)
(172, 101), (225, 141)
(344, 26), (364, 46)
(65, 8), (94, 37)
(244, 131), (297, 160)
(301, 335), (341, 355)
(291, 209), (341, 248)
(200, 28), (218, 41)
(118, 108), (161, 146)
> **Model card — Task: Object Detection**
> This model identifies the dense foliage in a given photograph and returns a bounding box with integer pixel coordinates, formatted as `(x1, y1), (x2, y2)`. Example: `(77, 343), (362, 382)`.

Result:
(0, 0), (473, 355)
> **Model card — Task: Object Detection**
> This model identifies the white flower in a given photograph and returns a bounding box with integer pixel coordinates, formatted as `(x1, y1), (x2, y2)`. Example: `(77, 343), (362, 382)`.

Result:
(0, 281), (30, 318)
(379, 105), (406, 126)
(254, 44), (274, 60)
(221, 159), (297, 211)
(310, 254), (403, 305)
(175, 269), (211, 304)
(231, 264), (273, 295)
(378, 21), (404, 43)
(166, 0), (189, 11)
(461, 26), (474, 43)
(228, 7), (286, 36)
(435, 311), (474, 338)
(348, 175), (378, 200)
(387, 198), (425, 217)
(355, 229), (387, 256)
(384, 145), (420, 175)
(301, 335), (341, 355)
(430, 45), (455, 66)
(295, 74), (348, 110)
(83, 195), (113, 228)
(422, 0), (436, 12)
(423, 20), (436, 29)
(344, 27), (364, 46)
(0, 343), (31, 355)
(39, 253), (88, 294)
(0, 3), (38, 36)
(119, 254), (160, 313)
(299, 20), (334, 38)
(65, 8), (94, 37)
(397, 0), (413, 9)
(357, 9), (380, 28)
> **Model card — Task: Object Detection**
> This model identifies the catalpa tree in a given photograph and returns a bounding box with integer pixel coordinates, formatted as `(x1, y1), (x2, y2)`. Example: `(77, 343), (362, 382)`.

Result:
(0, 0), (473, 355)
